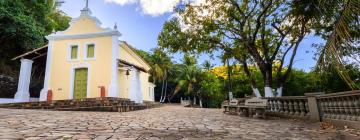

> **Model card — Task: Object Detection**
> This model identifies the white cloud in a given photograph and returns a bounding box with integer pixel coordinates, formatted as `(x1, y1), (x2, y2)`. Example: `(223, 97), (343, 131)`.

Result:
(105, 0), (206, 16)
(105, 0), (137, 5)
(139, 0), (180, 16)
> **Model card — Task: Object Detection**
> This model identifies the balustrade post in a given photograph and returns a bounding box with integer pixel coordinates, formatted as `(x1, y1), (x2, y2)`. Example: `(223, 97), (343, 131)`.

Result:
(355, 95), (360, 121)
(274, 100), (279, 112)
(324, 99), (329, 118)
(269, 100), (273, 112)
(330, 99), (341, 119)
(278, 100), (283, 113)
(305, 101), (310, 116)
(330, 98), (336, 119)
(344, 97), (351, 120)
(350, 96), (356, 121)
(299, 101), (305, 116)
(271, 100), (276, 112)
(284, 101), (289, 114)
(338, 98), (345, 120)
(305, 92), (323, 121)
(294, 101), (300, 116)
(289, 101), (294, 115)
(320, 100), (329, 118)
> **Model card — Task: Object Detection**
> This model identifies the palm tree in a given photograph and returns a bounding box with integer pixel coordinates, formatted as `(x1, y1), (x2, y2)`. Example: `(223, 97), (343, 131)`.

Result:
(312, 0), (359, 89)
(150, 49), (172, 103)
(148, 60), (163, 98)
(202, 60), (214, 71)
(174, 55), (202, 105)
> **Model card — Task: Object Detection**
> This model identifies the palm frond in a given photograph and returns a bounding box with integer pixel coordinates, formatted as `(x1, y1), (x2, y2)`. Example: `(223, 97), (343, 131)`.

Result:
(316, 0), (359, 89)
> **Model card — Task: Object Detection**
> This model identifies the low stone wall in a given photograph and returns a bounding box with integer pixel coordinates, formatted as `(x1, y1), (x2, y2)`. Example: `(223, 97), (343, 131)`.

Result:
(317, 90), (360, 129)
(265, 96), (310, 120)
(264, 90), (360, 129)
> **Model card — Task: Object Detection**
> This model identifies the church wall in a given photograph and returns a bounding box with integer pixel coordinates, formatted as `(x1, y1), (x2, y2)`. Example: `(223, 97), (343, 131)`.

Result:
(118, 45), (153, 101)
(118, 44), (145, 68)
(118, 69), (130, 99)
(140, 72), (151, 101)
(49, 36), (113, 100)
(62, 16), (104, 35)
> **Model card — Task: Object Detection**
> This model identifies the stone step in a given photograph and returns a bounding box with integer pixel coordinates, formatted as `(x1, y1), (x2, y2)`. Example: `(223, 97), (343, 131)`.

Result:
(0, 97), (160, 112)
(56, 106), (118, 112)
(56, 105), (149, 112)
(116, 105), (148, 112)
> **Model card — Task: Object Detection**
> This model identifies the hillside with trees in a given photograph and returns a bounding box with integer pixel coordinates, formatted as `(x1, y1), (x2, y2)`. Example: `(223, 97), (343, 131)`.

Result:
(0, 0), (70, 97)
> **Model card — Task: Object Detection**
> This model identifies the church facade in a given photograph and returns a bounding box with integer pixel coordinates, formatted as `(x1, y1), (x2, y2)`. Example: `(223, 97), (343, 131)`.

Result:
(9, 4), (155, 103)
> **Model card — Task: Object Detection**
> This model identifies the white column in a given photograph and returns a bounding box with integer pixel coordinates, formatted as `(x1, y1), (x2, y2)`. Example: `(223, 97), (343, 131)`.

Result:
(136, 69), (142, 103)
(129, 68), (142, 103)
(108, 35), (119, 97)
(40, 42), (53, 101)
(129, 68), (137, 102)
(14, 59), (33, 102)
(151, 84), (155, 101)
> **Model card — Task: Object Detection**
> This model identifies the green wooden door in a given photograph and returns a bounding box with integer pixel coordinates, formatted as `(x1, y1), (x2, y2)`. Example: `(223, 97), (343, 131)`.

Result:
(73, 68), (88, 99)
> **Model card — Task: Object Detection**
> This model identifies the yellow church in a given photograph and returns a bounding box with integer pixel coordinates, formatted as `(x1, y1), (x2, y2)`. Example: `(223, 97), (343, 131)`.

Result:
(10, 3), (155, 104)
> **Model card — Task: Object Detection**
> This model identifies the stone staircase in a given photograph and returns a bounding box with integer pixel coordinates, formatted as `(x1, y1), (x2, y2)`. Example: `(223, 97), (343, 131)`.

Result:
(0, 97), (161, 112)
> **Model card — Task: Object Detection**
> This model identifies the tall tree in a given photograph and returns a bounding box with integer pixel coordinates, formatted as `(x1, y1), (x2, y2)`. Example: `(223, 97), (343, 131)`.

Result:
(0, 0), (70, 75)
(174, 55), (203, 103)
(149, 49), (172, 102)
(159, 0), (322, 97)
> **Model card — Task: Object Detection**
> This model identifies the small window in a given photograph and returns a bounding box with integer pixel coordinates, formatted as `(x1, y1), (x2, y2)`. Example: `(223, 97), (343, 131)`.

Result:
(87, 44), (95, 58)
(70, 45), (78, 59)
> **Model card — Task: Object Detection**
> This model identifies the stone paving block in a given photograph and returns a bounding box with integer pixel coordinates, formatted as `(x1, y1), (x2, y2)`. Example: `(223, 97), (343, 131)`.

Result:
(0, 105), (358, 139)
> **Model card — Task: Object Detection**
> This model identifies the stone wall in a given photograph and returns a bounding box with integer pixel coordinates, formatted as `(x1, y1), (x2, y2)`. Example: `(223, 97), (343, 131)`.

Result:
(0, 75), (17, 98)
(265, 96), (310, 120)
(263, 90), (360, 129)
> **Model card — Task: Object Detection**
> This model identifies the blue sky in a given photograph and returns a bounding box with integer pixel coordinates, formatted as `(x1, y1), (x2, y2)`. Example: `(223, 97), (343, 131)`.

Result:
(59, 0), (323, 71)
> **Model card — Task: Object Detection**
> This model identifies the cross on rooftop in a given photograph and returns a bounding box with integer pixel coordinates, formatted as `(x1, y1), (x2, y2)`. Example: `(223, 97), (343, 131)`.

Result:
(85, 0), (89, 9)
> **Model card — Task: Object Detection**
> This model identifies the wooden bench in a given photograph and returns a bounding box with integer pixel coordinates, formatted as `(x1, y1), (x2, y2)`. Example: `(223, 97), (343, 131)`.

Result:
(223, 97), (268, 119)
(239, 97), (268, 118)
(222, 99), (239, 115)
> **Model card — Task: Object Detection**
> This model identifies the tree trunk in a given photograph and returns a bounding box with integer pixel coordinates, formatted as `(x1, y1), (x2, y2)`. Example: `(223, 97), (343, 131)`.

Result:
(167, 96), (171, 103)
(251, 86), (261, 97)
(227, 59), (233, 99)
(159, 79), (165, 102)
(264, 64), (274, 97)
(199, 98), (203, 108)
(264, 86), (274, 97)
(276, 86), (283, 97)
(193, 96), (196, 105)
(275, 22), (306, 97)
(237, 56), (262, 97)
(161, 81), (168, 102)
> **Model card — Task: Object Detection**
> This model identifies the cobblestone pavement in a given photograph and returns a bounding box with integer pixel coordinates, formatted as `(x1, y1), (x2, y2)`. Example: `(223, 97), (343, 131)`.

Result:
(0, 105), (354, 140)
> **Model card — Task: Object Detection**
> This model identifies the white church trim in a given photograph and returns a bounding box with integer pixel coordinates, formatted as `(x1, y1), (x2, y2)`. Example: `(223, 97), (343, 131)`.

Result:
(46, 30), (121, 41)
(40, 40), (54, 101)
(108, 35), (120, 98)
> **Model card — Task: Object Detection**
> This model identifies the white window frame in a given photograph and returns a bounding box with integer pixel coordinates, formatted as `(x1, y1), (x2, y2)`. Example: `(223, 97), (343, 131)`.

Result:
(84, 42), (96, 60)
(67, 43), (80, 61)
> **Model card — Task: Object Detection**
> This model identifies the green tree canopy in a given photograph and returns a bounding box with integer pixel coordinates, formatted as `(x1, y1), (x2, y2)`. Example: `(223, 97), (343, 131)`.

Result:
(0, 0), (70, 75)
